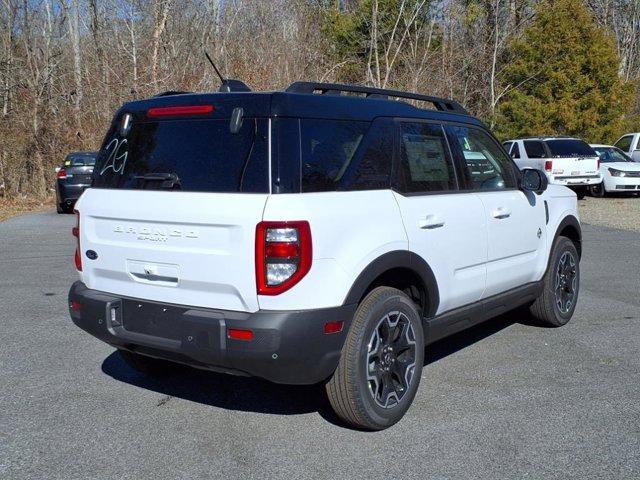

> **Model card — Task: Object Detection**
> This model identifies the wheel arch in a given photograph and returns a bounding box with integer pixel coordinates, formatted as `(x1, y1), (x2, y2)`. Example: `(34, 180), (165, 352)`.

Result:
(554, 215), (582, 259)
(342, 250), (439, 318)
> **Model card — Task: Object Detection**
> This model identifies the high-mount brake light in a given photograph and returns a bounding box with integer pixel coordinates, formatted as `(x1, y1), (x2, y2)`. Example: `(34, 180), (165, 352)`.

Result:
(544, 160), (553, 172)
(73, 210), (82, 271)
(57, 169), (67, 179)
(147, 105), (214, 118)
(255, 221), (312, 295)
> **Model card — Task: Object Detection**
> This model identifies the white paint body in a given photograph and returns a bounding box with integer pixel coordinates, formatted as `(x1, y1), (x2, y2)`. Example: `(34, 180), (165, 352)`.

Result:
(76, 179), (578, 316)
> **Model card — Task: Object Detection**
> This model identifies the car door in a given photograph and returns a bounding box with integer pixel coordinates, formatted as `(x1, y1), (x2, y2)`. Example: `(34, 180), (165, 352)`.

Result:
(391, 120), (487, 315)
(446, 125), (547, 298)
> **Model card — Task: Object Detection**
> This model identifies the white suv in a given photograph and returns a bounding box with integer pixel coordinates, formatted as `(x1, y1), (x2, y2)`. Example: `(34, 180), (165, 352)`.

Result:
(503, 137), (601, 199)
(68, 82), (582, 430)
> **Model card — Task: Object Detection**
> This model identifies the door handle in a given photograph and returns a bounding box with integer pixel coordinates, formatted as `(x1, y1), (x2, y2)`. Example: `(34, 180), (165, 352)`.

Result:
(419, 215), (445, 229)
(491, 207), (511, 219)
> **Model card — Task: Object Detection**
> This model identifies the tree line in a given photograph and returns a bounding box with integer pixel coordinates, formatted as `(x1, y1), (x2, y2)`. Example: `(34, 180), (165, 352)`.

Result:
(1, 0), (639, 198)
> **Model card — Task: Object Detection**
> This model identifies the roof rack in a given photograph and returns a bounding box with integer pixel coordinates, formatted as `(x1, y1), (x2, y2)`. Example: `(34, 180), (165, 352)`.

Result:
(286, 81), (468, 115)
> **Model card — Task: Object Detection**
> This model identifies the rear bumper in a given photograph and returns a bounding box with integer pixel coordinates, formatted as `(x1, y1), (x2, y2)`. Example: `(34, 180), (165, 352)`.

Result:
(68, 281), (355, 384)
(549, 175), (601, 186)
(56, 183), (89, 203)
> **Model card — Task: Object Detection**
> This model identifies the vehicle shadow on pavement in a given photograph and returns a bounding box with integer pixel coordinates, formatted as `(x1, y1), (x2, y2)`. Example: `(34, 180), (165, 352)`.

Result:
(101, 308), (541, 427)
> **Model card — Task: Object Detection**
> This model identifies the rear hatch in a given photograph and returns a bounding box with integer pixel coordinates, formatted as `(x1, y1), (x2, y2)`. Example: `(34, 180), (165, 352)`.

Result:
(544, 139), (599, 180)
(64, 153), (96, 184)
(76, 94), (271, 312)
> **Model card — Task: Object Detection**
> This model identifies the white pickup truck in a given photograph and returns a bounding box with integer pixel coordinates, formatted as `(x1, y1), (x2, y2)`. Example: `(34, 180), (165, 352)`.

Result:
(614, 133), (640, 162)
(503, 137), (601, 199)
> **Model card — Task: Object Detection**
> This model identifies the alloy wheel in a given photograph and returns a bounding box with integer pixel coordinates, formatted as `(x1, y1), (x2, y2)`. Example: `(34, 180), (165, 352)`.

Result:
(366, 311), (417, 409)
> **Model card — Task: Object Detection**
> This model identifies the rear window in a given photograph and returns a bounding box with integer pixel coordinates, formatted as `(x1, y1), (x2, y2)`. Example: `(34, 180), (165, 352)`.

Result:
(546, 139), (596, 158)
(66, 154), (96, 167)
(93, 118), (268, 193)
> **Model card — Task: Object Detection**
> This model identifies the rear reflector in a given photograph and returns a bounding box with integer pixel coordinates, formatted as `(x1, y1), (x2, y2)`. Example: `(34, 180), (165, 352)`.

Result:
(73, 210), (82, 271)
(70, 300), (81, 311)
(227, 328), (254, 341)
(147, 105), (214, 118)
(324, 321), (344, 334)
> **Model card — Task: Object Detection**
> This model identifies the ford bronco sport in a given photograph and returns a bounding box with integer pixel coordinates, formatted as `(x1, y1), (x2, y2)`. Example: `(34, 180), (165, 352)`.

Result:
(68, 81), (582, 430)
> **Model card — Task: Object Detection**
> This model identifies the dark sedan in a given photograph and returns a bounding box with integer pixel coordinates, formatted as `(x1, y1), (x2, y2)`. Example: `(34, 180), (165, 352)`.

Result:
(56, 151), (97, 213)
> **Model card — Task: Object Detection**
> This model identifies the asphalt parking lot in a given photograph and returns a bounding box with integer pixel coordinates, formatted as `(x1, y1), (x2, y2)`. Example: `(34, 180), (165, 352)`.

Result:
(1, 211), (639, 479)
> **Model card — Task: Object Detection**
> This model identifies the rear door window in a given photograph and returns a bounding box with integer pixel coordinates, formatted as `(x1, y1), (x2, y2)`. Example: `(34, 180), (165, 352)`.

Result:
(394, 122), (457, 193)
(524, 141), (547, 158)
(93, 118), (269, 193)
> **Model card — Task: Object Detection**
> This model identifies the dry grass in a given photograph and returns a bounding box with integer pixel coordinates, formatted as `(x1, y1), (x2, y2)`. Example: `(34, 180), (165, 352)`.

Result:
(578, 195), (640, 232)
(0, 197), (54, 222)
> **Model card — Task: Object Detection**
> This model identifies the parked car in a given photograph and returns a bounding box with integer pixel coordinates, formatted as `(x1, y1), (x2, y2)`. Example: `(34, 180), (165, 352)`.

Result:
(613, 133), (640, 162)
(503, 137), (601, 199)
(589, 144), (640, 196)
(55, 151), (97, 213)
(68, 81), (582, 430)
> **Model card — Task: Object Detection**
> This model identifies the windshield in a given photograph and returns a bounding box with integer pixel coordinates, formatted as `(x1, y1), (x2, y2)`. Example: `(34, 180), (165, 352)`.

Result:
(546, 139), (596, 158)
(92, 118), (269, 192)
(594, 147), (633, 163)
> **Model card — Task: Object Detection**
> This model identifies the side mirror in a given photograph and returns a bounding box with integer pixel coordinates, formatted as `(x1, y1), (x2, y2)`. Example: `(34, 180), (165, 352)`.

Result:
(519, 168), (548, 194)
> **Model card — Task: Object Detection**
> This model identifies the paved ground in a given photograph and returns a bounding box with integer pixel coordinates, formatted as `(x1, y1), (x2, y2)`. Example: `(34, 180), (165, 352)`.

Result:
(579, 195), (640, 232)
(1, 211), (639, 479)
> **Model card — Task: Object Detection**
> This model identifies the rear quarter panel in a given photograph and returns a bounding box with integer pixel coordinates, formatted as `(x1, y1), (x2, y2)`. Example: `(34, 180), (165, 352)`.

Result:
(259, 190), (407, 310)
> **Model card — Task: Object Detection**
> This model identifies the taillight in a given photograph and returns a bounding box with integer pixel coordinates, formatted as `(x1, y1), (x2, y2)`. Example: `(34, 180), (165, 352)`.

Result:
(544, 161), (553, 172)
(73, 210), (82, 271)
(147, 105), (214, 118)
(597, 159), (601, 169)
(57, 169), (67, 179)
(255, 221), (312, 295)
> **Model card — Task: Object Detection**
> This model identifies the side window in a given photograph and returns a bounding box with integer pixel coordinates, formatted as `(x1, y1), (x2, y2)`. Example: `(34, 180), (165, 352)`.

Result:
(300, 119), (369, 192)
(524, 140), (547, 158)
(394, 122), (457, 193)
(511, 142), (521, 159)
(340, 118), (394, 191)
(614, 135), (633, 152)
(503, 141), (513, 153)
(448, 125), (517, 190)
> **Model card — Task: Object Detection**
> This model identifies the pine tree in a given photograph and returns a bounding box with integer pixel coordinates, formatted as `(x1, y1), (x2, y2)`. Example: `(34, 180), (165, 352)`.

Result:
(496, 0), (637, 143)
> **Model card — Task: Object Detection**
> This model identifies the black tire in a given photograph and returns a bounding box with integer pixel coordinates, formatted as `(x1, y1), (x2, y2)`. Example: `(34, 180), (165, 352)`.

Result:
(575, 188), (586, 200)
(529, 236), (580, 327)
(589, 183), (605, 198)
(118, 350), (172, 377)
(56, 203), (64, 214)
(326, 287), (424, 430)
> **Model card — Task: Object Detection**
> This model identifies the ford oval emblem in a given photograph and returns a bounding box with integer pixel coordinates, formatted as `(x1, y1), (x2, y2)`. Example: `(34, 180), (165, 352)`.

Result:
(86, 250), (98, 260)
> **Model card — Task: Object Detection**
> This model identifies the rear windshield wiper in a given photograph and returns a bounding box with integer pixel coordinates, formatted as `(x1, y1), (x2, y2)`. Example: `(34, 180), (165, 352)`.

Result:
(134, 172), (181, 189)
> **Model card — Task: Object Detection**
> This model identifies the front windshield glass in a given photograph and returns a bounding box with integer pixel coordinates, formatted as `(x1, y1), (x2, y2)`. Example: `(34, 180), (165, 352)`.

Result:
(594, 147), (633, 163)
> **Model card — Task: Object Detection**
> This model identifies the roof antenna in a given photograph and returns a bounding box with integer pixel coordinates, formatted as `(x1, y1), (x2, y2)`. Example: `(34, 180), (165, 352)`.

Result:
(204, 50), (251, 93)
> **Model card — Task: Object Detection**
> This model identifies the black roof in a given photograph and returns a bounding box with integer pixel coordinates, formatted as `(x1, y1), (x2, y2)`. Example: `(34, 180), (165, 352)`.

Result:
(117, 82), (482, 127)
